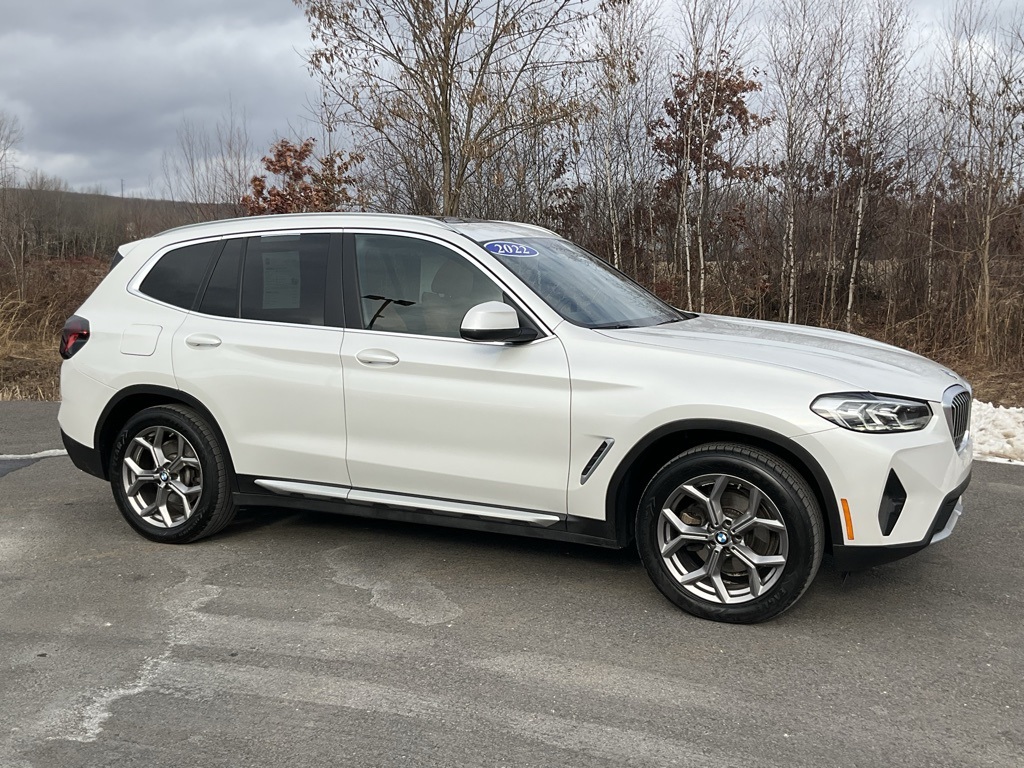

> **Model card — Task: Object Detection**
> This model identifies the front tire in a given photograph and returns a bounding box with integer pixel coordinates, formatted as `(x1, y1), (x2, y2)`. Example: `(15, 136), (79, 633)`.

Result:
(636, 442), (824, 623)
(110, 404), (237, 543)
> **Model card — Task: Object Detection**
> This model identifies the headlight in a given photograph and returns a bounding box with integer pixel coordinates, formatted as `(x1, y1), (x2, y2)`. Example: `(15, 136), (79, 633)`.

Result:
(810, 393), (932, 433)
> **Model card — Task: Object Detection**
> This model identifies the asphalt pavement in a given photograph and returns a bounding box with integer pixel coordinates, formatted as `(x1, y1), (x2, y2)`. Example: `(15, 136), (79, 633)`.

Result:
(1, 403), (1021, 767)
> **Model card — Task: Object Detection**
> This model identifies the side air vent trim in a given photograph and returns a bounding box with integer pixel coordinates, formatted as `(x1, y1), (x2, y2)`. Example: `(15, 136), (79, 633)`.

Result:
(580, 438), (615, 485)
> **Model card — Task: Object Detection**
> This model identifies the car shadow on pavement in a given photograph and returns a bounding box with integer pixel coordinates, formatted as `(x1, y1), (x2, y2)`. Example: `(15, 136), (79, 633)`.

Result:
(220, 504), (643, 568)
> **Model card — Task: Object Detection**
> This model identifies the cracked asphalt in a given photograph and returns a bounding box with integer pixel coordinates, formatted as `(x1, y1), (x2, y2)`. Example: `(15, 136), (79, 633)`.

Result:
(1, 402), (1022, 767)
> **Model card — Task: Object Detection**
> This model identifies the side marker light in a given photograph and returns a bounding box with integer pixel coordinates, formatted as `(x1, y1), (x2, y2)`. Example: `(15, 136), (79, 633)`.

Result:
(841, 498), (855, 540)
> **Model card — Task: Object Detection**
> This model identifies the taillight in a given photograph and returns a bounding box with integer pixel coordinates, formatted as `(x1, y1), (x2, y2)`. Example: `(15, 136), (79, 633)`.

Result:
(60, 315), (90, 359)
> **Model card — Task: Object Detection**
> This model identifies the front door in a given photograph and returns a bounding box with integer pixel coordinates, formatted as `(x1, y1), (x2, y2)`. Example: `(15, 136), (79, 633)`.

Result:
(340, 232), (571, 515)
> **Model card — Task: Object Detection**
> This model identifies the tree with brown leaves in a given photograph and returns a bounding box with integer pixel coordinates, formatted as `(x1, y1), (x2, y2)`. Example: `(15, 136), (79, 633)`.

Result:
(241, 138), (364, 215)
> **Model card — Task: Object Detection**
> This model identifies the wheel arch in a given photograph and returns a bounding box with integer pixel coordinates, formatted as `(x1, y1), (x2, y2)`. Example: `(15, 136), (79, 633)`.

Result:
(605, 420), (841, 551)
(94, 385), (235, 484)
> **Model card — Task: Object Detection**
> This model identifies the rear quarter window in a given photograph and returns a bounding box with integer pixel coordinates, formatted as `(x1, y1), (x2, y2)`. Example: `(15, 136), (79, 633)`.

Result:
(139, 241), (221, 309)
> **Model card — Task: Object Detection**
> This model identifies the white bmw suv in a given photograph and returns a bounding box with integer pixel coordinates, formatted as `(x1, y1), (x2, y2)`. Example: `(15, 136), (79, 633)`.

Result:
(58, 213), (972, 623)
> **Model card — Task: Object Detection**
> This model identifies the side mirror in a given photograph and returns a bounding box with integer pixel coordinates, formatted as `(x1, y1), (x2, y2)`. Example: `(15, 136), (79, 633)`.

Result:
(460, 301), (538, 344)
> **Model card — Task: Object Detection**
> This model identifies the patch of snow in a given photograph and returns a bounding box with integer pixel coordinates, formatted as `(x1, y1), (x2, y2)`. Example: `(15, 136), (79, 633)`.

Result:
(972, 400), (1024, 464)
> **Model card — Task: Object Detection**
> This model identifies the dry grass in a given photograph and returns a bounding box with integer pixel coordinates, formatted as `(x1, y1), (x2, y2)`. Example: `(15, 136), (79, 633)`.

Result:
(0, 298), (64, 401)
(0, 257), (106, 401)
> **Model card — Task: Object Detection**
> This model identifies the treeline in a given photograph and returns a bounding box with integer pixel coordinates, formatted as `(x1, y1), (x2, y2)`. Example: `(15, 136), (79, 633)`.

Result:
(2, 0), (1023, 372)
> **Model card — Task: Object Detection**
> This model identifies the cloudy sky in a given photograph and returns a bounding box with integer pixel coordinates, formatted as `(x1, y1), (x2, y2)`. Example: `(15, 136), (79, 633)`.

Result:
(0, 0), (951, 199)
(0, 0), (314, 196)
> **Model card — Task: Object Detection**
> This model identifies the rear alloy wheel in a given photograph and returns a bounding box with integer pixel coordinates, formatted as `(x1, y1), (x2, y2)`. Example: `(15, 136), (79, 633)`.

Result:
(110, 405), (237, 543)
(637, 443), (823, 623)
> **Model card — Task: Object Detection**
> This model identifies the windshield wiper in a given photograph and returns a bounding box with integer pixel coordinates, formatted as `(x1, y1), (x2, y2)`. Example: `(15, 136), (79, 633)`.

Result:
(661, 311), (698, 323)
(593, 314), (692, 330)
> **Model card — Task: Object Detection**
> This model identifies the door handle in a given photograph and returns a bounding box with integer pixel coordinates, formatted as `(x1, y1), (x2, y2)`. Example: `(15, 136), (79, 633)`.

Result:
(185, 333), (222, 349)
(355, 348), (400, 367)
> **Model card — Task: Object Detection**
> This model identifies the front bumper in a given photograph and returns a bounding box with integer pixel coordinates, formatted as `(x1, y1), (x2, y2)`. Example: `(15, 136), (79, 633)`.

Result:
(793, 411), (972, 570)
(830, 473), (969, 571)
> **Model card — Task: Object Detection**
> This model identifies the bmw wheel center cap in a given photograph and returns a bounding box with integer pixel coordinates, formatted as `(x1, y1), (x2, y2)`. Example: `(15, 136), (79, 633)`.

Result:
(714, 531), (729, 545)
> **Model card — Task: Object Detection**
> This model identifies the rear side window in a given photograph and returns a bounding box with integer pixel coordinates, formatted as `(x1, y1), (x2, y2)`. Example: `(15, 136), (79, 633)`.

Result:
(139, 241), (220, 309)
(240, 233), (330, 326)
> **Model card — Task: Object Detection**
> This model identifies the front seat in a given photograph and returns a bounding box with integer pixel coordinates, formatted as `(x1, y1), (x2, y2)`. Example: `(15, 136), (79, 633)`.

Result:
(421, 259), (498, 337)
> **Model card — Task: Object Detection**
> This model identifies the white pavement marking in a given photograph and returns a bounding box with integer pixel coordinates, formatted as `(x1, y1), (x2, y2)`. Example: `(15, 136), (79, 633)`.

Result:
(0, 449), (68, 461)
(54, 578), (222, 743)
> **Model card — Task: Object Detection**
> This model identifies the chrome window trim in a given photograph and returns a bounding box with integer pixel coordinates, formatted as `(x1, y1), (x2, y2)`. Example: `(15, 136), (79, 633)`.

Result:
(127, 228), (341, 322)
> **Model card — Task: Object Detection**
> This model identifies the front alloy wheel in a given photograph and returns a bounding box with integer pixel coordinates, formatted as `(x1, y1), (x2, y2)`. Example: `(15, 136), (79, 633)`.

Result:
(637, 443), (823, 623)
(658, 473), (789, 604)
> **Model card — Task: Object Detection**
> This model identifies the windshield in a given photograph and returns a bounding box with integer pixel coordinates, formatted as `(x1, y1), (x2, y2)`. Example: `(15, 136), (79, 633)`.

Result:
(479, 237), (687, 329)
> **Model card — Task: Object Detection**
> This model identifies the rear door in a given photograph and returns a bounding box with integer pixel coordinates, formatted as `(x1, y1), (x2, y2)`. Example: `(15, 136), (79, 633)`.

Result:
(172, 231), (350, 486)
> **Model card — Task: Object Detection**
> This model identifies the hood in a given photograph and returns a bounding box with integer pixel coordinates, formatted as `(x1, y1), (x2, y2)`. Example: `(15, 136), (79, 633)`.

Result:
(597, 314), (968, 401)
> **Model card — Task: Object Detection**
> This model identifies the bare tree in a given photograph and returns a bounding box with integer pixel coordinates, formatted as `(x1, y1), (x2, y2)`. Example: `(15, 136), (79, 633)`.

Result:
(839, 0), (910, 331)
(579, 0), (667, 272)
(460, 73), (578, 223)
(0, 112), (19, 185)
(293, 0), (591, 216)
(0, 112), (28, 299)
(161, 101), (257, 221)
(765, 0), (828, 323)
(809, 0), (856, 327)
(915, 63), (956, 311)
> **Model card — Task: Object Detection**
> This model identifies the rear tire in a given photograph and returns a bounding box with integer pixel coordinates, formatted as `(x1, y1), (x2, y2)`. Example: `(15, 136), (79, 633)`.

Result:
(636, 442), (823, 623)
(110, 405), (237, 543)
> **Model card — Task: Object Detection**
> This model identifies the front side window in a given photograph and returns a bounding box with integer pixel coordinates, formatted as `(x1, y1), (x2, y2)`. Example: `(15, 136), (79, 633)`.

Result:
(354, 234), (505, 338)
(240, 233), (330, 326)
(139, 241), (220, 309)
(480, 237), (686, 329)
